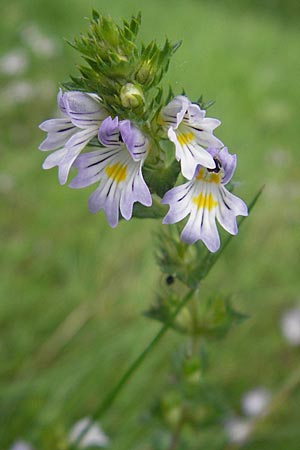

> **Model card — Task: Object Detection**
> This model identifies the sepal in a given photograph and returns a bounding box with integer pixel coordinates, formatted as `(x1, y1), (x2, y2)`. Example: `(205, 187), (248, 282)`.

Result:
(132, 195), (167, 219)
(143, 159), (180, 198)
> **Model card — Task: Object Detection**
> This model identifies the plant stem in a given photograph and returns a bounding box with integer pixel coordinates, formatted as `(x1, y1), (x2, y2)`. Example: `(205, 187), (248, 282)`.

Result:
(167, 423), (183, 450)
(73, 187), (264, 449)
(72, 289), (195, 448)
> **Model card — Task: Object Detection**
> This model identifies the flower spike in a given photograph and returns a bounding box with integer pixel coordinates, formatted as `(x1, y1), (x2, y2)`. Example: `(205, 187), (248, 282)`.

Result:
(162, 147), (248, 252)
(69, 116), (152, 227)
(159, 95), (223, 179)
(39, 89), (108, 184)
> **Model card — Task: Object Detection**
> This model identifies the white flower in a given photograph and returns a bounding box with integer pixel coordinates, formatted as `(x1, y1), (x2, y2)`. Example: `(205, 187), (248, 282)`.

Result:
(21, 24), (57, 58)
(69, 417), (109, 448)
(159, 95), (223, 179)
(281, 307), (300, 346)
(224, 417), (252, 444)
(241, 387), (271, 417)
(0, 50), (28, 76)
(162, 147), (247, 252)
(70, 116), (152, 227)
(9, 440), (34, 450)
(39, 89), (108, 184)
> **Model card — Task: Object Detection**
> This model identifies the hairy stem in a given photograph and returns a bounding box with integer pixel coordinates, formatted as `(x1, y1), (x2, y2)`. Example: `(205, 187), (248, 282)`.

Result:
(73, 187), (263, 449)
(72, 289), (195, 448)
(167, 423), (184, 450)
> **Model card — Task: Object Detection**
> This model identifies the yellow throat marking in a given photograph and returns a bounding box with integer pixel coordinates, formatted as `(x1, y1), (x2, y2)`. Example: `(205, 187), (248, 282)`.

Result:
(196, 167), (221, 184)
(192, 192), (218, 210)
(105, 162), (127, 183)
(177, 132), (194, 146)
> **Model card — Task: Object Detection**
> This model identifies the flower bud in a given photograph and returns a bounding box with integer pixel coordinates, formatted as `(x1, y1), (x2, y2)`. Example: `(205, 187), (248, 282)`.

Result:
(120, 83), (144, 109)
(175, 306), (193, 333)
(161, 392), (182, 429)
(183, 356), (202, 384)
(136, 61), (155, 85)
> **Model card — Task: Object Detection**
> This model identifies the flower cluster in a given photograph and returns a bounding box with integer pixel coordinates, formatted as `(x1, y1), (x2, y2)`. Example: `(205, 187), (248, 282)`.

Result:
(39, 91), (247, 252)
(38, 13), (248, 253)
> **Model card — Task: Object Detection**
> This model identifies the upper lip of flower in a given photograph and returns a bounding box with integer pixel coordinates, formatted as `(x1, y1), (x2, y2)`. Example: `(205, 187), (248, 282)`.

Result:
(38, 89), (108, 185)
(159, 95), (223, 179)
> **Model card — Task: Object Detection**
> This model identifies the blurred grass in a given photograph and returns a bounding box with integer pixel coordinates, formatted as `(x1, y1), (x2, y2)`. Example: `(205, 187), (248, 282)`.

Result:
(0, 0), (300, 449)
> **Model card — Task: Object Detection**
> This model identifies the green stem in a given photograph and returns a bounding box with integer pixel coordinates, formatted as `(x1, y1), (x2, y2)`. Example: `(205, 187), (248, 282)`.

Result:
(167, 421), (184, 450)
(73, 187), (264, 448)
(72, 289), (195, 448)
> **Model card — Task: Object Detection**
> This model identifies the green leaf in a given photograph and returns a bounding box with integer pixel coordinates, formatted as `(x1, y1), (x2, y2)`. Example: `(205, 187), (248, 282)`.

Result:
(132, 195), (167, 219)
(92, 9), (100, 21)
(143, 159), (180, 198)
(195, 295), (248, 339)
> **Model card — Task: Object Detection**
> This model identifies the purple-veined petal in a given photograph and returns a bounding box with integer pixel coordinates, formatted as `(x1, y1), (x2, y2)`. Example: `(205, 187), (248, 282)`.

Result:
(119, 164), (152, 220)
(88, 183), (107, 214)
(180, 208), (202, 244)
(103, 181), (121, 228)
(64, 91), (107, 128)
(218, 147), (237, 184)
(42, 126), (96, 185)
(57, 88), (67, 114)
(162, 183), (194, 224)
(66, 126), (99, 152)
(184, 103), (205, 123)
(98, 116), (120, 147)
(69, 148), (120, 188)
(161, 95), (223, 177)
(168, 127), (215, 179)
(119, 120), (148, 161)
(42, 147), (74, 185)
(193, 129), (223, 149)
(87, 178), (121, 227)
(199, 206), (220, 252)
(160, 95), (190, 129)
(42, 147), (68, 170)
(70, 136), (151, 227)
(132, 169), (152, 206)
(215, 197), (238, 235)
(161, 146), (246, 252)
(185, 103), (220, 132)
(180, 181), (220, 251)
(39, 118), (75, 150)
(220, 187), (248, 217)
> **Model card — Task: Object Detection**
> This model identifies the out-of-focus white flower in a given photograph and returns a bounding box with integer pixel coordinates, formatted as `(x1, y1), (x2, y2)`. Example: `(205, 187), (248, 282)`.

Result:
(9, 440), (34, 450)
(21, 24), (58, 58)
(241, 387), (271, 417)
(224, 417), (252, 444)
(69, 417), (109, 448)
(0, 50), (28, 76)
(281, 307), (300, 346)
(1, 81), (34, 106)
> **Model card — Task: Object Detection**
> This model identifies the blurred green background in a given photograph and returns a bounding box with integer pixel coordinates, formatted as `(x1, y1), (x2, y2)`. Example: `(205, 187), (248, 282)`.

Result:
(1, 0), (300, 449)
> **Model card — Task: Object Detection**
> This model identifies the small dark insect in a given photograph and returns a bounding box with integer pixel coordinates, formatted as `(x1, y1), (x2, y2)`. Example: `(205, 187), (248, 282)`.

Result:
(166, 275), (175, 285)
(207, 157), (221, 173)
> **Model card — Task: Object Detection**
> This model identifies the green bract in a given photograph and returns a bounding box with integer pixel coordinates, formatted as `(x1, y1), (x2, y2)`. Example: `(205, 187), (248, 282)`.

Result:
(64, 11), (181, 123)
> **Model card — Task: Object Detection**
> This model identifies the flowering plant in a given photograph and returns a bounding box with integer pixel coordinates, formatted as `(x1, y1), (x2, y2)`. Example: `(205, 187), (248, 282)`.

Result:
(38, 11), (261, 449)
